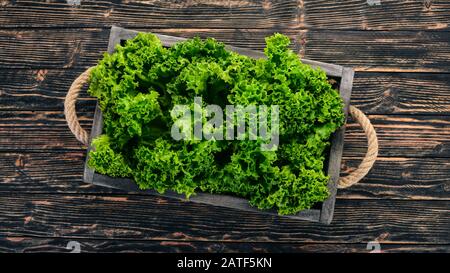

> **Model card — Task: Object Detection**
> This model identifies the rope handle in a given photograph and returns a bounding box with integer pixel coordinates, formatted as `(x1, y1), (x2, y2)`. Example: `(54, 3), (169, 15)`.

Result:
(64, 67), (94, 145)
(338, 106), (378, 188)
(64, 67), (378, 188)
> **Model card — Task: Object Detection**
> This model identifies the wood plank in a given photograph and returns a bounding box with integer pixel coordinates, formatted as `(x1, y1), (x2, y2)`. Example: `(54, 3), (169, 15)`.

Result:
(0, 151), (110, 194)
(339, 157), (450, 200)
(303, 0), (450, 31)
(302, 30), (450, 73)
(0, 28), (298, 69)
(0, 151), (448, 200)
(0, 28), (108, 69)
(2, 28), (450, 73)
(0, 0), (300, 29)
(1, 237), (448, 253)
(351, 72), (450, 115)
(0, 194), (447, 244)
(2, 69), (450, 115)
(0, 111), (93, 151)
(0, 69), (96, 111)
(0, 111), (448, 157)
(342, 114), (450, 158)
(1, 0), (449, 31)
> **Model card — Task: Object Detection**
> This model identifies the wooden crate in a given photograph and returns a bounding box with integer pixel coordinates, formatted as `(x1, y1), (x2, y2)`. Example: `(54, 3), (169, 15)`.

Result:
(84, 26), (354, 224)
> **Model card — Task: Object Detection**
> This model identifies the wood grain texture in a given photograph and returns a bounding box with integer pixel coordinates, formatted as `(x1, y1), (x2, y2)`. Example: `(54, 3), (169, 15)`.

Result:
(0, 28), (107, 69)
(2, 28), (450, 72)
(0, 28), (298, 69)
(339, 157), (450, 200)
(1, 0), (449, 31)
(1, 111), (448, 157)
(0, 111), (93, 151)
(2, 69), (450, 115)
(302, 30), (450, 73)
(0, 151), (108, 194)
(343, 114), (450, 158)
(0, 69), (97, 111)
(1, 237), (448, 253)
(0, 151), (448, 200)
(0, 0), (449, 253)
(351, 72), (450, 115)
(0, 0), (301, 29)
(303, 0), (450, 31)
(0, 194), (448, 244)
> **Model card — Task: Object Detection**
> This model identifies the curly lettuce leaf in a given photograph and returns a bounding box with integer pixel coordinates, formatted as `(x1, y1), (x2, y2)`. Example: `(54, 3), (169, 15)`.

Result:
(87, 32), (344, 215)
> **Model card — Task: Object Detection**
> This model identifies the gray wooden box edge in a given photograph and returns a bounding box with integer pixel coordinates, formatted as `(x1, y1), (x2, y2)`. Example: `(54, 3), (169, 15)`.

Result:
(84, 26), (354, 224)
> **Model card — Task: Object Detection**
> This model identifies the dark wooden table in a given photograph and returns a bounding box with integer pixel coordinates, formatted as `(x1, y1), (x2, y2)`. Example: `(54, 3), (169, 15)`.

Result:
(0, 0), (449, 253)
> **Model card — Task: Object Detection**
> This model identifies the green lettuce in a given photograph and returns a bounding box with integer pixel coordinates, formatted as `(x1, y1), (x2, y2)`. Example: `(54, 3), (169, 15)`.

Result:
(87, 32), (344, 215)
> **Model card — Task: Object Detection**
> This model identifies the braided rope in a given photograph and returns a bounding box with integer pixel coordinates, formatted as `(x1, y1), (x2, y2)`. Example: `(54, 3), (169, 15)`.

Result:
(64, 66), (94, 146)
(338, 105), (378, 188)
(64, 67), (378, 188)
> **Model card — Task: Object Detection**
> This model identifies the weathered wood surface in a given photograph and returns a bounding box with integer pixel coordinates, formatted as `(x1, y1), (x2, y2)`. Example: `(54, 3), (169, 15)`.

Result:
(302, 30), (450, 73)
(2, 70), (450, 115)
(1, 111), (448, 157)
(1, 237), (449, 253)
(0, 28), (299, 69)
(1, 0), (449, 31)
(0, 0), (449, 252)
(0, 0), (301, 29)
(2, 28), (450, 72)
(350, 72), (450, 115)
(1, 151), (449, 200)
(303, 0), (450, 31)
(343, 114), (450, 158)
(0, 194), (448, 244)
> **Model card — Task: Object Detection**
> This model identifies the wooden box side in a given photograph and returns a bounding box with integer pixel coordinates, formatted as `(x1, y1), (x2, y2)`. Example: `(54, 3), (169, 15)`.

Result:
(84, 26), (352, 224)
(319, 67), (354, 224)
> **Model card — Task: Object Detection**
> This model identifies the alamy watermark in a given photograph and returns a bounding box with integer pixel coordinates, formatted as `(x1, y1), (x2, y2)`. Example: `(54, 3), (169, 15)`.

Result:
(367, 0), (381, 6)
(366, 241), (382, 253)
(170, 97), (279, 151)
(66, 241), (81, 253)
